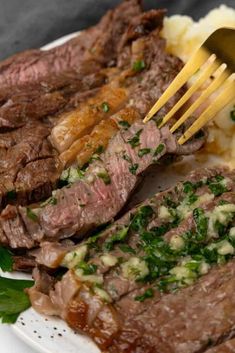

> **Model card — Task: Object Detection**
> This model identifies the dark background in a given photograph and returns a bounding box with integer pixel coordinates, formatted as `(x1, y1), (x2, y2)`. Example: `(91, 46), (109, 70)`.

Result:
(0, 0), (234, 60)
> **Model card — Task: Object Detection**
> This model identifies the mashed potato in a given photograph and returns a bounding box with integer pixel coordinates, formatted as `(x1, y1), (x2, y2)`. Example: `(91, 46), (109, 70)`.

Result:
(162, 5), (235, 165)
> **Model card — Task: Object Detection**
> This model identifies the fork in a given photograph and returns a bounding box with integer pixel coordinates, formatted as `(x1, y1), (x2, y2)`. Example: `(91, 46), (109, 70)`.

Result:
(143, 27), (235, 144)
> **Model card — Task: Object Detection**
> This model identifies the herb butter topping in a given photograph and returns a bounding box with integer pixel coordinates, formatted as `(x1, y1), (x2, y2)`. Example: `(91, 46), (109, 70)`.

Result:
(61, 173), (235, 301)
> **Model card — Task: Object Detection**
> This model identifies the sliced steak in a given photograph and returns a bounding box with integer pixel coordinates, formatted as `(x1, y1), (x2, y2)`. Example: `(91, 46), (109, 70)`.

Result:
(0, 121), (61, 210)
(110, 260), (235, 353)
(0, 70), (107, 131)
(0, 0), (142, 87)
(0, 119), (205, 249)
(28, 167), (235, 353)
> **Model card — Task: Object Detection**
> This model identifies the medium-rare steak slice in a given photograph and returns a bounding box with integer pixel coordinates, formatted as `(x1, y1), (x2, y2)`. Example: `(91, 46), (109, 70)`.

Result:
(28, 167), (235, 352)
(0, 0), (142, 87)
(0, 119), (205, 249)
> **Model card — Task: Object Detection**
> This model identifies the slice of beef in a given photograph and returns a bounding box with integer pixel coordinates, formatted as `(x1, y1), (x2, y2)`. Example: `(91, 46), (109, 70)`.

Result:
(0, 121), (62, 210)
(0, 70), (107, 131)
(0, 0), (142, 88)
(0, 119), (205, 249)
(27, 167), (235, 353)
(109, 259), (235, 353)
(33, 167), (234, 268)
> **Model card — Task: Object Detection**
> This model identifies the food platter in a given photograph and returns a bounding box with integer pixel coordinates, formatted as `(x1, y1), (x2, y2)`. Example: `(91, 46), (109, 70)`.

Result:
(6, 21), (234, 353)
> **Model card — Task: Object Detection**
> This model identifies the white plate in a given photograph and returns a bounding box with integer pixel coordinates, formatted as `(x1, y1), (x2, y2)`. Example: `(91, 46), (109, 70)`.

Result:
(4, 32), (227, 353)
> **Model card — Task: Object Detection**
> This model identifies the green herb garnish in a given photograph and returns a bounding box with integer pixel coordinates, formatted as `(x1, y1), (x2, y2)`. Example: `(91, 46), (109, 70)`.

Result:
(187, 193), (198, 205)
(129, 163), (139, 175)
(97, 171), (111, 185)
(60, 166), (85, 184)
(118, 120), (130, 130)
(26, 208), (38, 222)
(0, 277), (34, 323)
(118, 244), (136, 254)
(6, 190), (17, 201)
(130, 206), (154, 233)
(193, 208), (208, 241)
(132, 60), (146, 72)
(95, 145), (104, 154)
(135, 288), (154, 302)
(123, 153), (132, 163)
(154, 143), (165, 156)
(183, 181), (196, 194)
(77, 261), (97, 275)
(101, 102), (110, 113)
(0, 247), (13, 272)
(104, 227), (129, 251)
(208, 182), (227, 196)
(138, 148), (151, 158)
(127, 129), (143, 148)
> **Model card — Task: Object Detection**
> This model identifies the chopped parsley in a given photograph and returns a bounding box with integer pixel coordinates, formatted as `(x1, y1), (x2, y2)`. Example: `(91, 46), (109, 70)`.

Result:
(0, 277), (34, 323)
(97, 170), (111, 185)
(154, 143), (165, 156)
(6, 190), (17, 201)
(95, 145), (104, 154)
(60, 166), (85, 184)
(230, 106), (235, 122)
(122, 153), (132, 163)
(101, 102), (110, 113)
(183, 181), (197, 194)
(208, 181), (227, 196)
(118, 120), (130, 130)
(135, 288), (154, 302)
(26, 208), (38, 222)
(132, 60), (146, 72)
(163, 196), (177, 208)
(183, 180), (204, 205)
(205, 175), (228, 197)
(104, 227), (129, 251)
(129, 163), (139, 175)
(138, 148), (151, 158)
(130, 206), (154, 233)
(0, 247), (13, 272)
(155, 116), (163, 127)
(193, 208), (208, 241)
(119, 244), (136, 254)
(127, 129), (143, 148)
(186, 193), (198, 205)
(77, 261), (97, 275)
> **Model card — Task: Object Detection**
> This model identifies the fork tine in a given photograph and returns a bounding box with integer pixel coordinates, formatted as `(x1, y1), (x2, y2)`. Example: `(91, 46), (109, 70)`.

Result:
(170, 63), (228, 133)
(158, 54), (218, 128)
(178, 74), (235, 145)
(143, 48), (211, 123)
